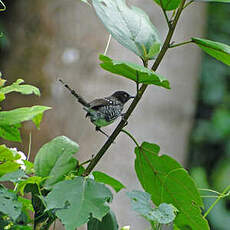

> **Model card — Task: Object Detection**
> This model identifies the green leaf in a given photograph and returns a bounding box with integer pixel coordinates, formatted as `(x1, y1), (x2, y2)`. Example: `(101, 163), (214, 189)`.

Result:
(23, 160), (34, 174)
(93, 0), (161, 60)
(0, 186), (22, 221)
(154, 0), (181, 11)
(87, 210), (119, 230)
(0, 79), (40, 96)
(11, 226), (33, 230)
(0, 161), (20, 177)
(0, 93), (5, 102)
(17, 176), (45, 196)
(45, 176), (113, 230)
(0, 106), (51, 126)
(0, 145), (21, 176)
(195, 0), (230, 2)
(127, 190), (177, 224)
(0, 124), (21, 142)
(0, 144), (20, 161)
(135, 142), (210, 230)
(0, 169), (27, 182)
(32, 113), (43, 129)
(93, 171), (125, 193)
(18, 196), (34, 212)
(34, 136), (79, 188)
(192, 37), (230, 66)
(100, 55), (170, 89)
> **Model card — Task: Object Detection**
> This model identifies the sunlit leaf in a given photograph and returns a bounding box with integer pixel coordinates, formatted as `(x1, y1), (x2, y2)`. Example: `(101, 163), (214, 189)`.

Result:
(192, 37), (230, 66)
(0, 106), (51, 126)
(0, 79), (40, 96)
(100, 55), (170, 89)
(0, 124), (21, 142)
(93, 0), (161, 60)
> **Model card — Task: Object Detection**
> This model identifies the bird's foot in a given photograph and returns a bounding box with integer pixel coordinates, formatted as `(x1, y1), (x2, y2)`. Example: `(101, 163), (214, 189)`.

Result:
(95, 127), (109, 138)
(121, 113), (128, 127)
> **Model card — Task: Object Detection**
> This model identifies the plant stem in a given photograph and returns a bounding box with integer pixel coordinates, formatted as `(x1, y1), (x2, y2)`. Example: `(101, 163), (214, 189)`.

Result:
(79, 159), (91, 167)
(27, 132), (32, 161)
(83, 0), (186, 177)
(159, 0), (171, 28)
(121, 129), (140, 148)
(203, 185), (230, 218)
(104, 34), (112, 56)
(169, 40), (192, 48)
(183, 0), (194, 9)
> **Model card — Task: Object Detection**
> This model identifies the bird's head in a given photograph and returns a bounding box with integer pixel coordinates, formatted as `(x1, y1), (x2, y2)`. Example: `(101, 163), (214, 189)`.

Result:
(111, 91), (135, 104)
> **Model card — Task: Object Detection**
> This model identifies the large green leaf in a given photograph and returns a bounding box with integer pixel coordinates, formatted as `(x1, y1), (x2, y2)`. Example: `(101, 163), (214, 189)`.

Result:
(135, 142), (210, 230)
(0, 106), (51, 126)
(127, 190), (177, 224)
(192, 37), (230, 66)
(0, 186), (22, 221)
(100, 55), (170, 89)
(93, 171), (125, 193)
(34, 136), (79, 188)
(0, 79), (40, 96)
(154, 0), (181, 11)
(93, 0), (161, 60)
(87, 210), (119, 230)
(0, 124), (21, 142)
(45, 177), (113, 230)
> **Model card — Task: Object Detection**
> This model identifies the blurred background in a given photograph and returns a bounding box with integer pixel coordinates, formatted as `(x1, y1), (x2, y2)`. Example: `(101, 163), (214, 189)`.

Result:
(0, 0), (229, 229)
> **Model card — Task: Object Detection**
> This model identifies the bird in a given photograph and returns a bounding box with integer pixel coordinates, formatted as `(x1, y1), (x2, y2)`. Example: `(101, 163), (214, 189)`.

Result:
(59, 79), (135, 137)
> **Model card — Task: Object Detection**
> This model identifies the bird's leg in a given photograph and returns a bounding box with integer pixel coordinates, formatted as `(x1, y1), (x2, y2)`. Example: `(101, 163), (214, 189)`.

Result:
(95, 126), (109, 138)
(121, 113), (128, 127)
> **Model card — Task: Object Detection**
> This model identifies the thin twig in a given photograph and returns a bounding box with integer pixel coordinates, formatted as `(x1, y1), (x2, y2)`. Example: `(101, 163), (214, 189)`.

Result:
(198, 188), (221, 195)
(203, 185), (230, 218)
(183, 0), (194, 9)
(27, 132), (32, 161)
(104, 34), (112, 56)
(83, 0), (187, 177)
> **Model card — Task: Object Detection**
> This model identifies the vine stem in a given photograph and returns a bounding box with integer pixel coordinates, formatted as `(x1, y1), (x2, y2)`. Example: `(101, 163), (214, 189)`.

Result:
(83, 0), (186, 177)
(203, 185), (230, 218)
(121, 129), (140, 148)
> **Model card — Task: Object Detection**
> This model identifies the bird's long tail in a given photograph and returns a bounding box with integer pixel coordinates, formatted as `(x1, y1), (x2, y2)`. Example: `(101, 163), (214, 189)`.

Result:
(59, 78), (90, 107)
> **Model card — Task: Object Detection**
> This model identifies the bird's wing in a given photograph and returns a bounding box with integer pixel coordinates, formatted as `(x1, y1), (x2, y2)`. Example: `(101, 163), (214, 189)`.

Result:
(89, 98), (111, 109)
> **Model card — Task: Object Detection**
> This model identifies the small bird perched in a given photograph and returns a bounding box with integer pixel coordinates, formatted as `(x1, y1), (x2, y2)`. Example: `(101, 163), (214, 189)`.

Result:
(59, 79), (135, 137)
